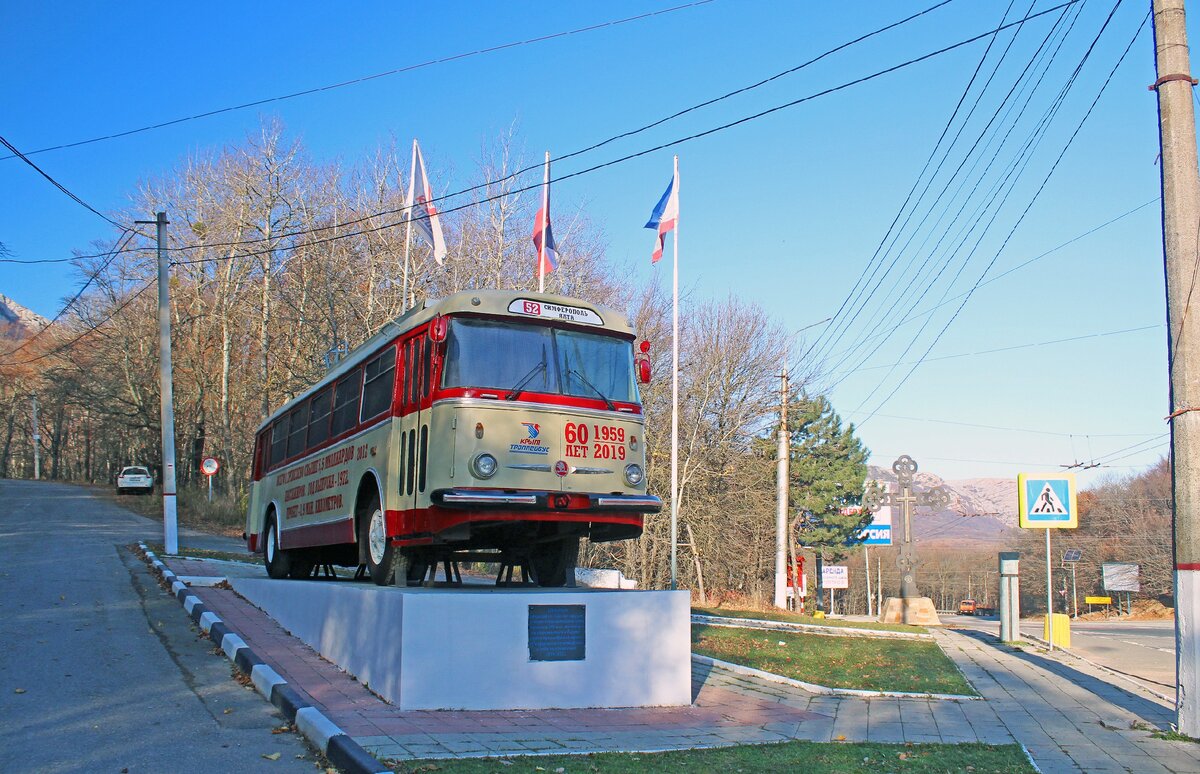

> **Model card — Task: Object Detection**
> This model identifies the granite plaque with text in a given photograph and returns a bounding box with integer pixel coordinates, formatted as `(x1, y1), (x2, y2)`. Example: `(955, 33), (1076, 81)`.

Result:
(528, 604), (585, 661)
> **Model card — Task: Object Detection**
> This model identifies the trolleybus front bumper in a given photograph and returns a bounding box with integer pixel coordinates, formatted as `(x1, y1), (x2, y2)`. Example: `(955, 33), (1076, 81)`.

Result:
(431, 488), (662, 514)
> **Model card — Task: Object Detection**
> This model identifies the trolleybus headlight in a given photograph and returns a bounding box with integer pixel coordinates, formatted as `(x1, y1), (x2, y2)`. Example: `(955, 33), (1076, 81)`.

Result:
(624, 464), (644, 487)
(471, 452), (498, 479)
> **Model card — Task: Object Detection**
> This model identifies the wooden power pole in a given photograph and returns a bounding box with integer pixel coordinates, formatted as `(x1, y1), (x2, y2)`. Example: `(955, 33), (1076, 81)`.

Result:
(1153, 0), (1200, 737)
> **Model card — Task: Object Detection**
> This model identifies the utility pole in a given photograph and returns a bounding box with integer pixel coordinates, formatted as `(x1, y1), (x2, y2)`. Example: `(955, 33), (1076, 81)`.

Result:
(138, 212), (179, 554)
(1153, 0), (1200, 737)
(30, 394), (40, 480)
(774, 365), (789, 608)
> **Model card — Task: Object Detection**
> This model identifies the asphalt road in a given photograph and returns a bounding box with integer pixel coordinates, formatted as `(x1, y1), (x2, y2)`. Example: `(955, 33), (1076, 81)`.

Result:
(0, 479), (318, 773)
(944, 613), (1177, 696)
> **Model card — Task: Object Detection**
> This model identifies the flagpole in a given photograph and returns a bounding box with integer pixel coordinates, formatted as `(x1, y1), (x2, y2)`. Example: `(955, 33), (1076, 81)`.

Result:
(670, 154), (680, 591)
(539, 151), (550, 294)
(402, 139), (418, 313)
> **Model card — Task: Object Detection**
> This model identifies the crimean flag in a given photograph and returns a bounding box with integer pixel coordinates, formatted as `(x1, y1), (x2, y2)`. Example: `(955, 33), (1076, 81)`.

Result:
(644, 168), (679, 264)
(532, 155), (559, 277)
(406, 140), (447, 265)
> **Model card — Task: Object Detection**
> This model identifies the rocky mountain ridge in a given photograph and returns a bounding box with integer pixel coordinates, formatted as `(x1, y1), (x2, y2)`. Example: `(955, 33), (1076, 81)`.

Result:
(868, 464), (1017, 546)
(0, 293), (49, 339)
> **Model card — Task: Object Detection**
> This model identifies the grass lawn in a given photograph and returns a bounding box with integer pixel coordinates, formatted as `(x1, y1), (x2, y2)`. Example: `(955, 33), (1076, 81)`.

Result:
(692, 624), (975, 695)
(386, 741), (1033, 773)
(693, 605), (926, 634)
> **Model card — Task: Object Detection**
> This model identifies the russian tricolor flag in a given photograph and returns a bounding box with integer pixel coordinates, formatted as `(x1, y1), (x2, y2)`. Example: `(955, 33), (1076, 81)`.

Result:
(532, 153), (559, 279)
(645, 168), (678, 264)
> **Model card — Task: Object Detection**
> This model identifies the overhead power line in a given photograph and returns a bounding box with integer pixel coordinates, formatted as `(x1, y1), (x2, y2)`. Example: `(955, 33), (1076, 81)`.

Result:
(835, 323), (1161, 378)
(0, 279), (157, 367)
(0, 0), (1065, 267)
(0, 229), (137, 360)
(160, 0), (1084, 270)
(0, 1), (718, 162)
(0, 134), (132, 230)
(854, 5), (1146, 427)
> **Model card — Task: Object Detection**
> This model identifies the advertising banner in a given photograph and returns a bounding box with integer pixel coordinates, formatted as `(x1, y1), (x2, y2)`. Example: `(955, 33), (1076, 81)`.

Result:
(821, 564), (849, 589)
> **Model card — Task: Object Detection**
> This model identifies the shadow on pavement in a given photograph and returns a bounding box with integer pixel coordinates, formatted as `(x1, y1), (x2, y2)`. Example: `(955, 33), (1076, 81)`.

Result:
(953, 628), (1174, 728)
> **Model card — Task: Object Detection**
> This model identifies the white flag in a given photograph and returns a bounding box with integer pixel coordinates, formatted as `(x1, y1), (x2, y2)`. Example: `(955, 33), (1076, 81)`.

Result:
(405, 140), (447, 265)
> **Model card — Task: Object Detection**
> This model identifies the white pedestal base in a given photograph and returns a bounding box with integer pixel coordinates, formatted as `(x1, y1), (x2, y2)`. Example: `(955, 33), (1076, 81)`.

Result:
(231, 579), (691, 710)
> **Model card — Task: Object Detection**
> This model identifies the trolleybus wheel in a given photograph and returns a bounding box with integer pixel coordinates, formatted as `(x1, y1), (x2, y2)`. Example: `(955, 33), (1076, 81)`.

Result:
(360, 498), (398, 586)
(264, 513), (292, 580)
(532, 536), (580, 588)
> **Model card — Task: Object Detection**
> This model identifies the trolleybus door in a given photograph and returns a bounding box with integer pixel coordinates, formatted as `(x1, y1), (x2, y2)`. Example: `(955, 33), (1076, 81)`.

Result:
(398, 333), (431, 521)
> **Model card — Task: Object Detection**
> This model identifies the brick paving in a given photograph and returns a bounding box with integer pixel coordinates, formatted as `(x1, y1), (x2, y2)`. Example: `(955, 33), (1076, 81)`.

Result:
(162, 557), (1200, 770)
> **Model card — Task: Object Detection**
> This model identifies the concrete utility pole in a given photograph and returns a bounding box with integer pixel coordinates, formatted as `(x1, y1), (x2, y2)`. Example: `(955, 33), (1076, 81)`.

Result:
(774, 366), (790, 609)
(30, 394), (40, 480)
(139, 212), (179, 554)
(1153, 0), (1200, 737)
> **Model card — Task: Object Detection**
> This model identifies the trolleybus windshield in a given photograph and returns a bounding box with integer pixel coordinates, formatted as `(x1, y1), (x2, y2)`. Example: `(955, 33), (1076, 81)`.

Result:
(442, 319), (639, 404)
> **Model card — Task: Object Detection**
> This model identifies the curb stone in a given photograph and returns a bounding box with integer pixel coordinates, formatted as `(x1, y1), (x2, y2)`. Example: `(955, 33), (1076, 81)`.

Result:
(692, 614), (932, 640)
(138, 543), (389, 774)
(692, 654), (980, 701)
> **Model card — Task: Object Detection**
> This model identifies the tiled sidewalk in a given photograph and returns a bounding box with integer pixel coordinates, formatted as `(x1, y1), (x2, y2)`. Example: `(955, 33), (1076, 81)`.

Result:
(166, 558), (999, 762)
(935, 628), (1200, 773)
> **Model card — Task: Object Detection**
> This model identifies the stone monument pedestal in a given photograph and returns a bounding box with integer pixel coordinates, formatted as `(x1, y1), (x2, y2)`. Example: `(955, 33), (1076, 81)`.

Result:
(879, 596), (942, 626)
(230, 578), (691, 710)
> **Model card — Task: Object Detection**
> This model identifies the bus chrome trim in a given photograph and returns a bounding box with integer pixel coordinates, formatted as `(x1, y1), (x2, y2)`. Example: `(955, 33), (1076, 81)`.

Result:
(507, 464), (552, 472)
(571, 467), (613, 474)
(434, 397), (641, 420)
(595, 495), (663, 509)
(440, 492), (539, 505)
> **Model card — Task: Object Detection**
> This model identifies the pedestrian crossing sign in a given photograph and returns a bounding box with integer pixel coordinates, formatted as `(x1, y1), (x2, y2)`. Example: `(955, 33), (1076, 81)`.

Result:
(1017, 473), (1077, 529)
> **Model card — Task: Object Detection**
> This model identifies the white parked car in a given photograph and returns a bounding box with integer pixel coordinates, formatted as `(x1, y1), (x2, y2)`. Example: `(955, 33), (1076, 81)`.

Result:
(116, 466), (154, 495)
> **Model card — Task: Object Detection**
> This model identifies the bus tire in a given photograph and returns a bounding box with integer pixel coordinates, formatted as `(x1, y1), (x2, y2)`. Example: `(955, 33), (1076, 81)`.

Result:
(264, 513), (292, 580)
(532, 536), (580, 588)
(360, 497), (397, 586)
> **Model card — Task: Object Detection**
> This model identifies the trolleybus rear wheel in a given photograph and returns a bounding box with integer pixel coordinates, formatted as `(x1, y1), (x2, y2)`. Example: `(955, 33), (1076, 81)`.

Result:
(264, 513), (292, 579)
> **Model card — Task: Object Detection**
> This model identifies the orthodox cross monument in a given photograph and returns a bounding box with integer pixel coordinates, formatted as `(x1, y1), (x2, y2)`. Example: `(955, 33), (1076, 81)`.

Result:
(863, 454), (949, 625)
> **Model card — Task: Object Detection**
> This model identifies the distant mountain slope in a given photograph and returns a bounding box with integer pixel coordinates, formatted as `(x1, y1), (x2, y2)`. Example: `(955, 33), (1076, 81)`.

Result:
(868, 464), (1017, 546)
(0, 293), (49, 340)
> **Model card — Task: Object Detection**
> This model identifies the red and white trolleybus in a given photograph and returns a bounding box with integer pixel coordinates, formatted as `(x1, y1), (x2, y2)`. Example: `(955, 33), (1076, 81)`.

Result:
(244, 289), (661, 587)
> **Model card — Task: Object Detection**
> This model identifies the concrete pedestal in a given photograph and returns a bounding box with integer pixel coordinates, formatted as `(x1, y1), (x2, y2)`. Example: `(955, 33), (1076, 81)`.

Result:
(230, 578), (691, 710)
(879, 596), (942, 626)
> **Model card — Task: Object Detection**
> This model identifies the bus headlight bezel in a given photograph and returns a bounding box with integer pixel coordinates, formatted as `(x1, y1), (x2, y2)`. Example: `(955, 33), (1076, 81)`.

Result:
(471, 452), (499, 479)
(624, 463), (644, 487)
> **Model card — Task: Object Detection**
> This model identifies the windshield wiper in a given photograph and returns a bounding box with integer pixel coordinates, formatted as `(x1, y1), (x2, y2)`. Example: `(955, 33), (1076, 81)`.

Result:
(506, 348), (548, 400)
(567, 367), (615, 411)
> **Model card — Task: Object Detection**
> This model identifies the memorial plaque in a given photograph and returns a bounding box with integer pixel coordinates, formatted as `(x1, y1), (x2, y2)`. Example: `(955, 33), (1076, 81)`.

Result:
(528, 604), (586, 661)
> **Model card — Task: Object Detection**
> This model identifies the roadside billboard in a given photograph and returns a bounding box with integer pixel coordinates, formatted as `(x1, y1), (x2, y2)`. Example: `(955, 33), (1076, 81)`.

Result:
(857, 504), (892, 546)
(1102, 562), (1140, 593)
(821, 564), (849, 589)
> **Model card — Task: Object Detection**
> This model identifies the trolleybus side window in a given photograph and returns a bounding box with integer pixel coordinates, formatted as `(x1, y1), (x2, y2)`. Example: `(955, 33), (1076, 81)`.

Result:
(360, 346), (396, 422)
(269, 415), (289, 468)
(331, 368), (362, 437)
(307, 387), (332, 448)
(286, 402), (309, 459)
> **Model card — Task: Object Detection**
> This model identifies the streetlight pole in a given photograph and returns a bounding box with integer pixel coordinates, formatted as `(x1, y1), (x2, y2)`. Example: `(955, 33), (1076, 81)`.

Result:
(137, 212), (178, 554)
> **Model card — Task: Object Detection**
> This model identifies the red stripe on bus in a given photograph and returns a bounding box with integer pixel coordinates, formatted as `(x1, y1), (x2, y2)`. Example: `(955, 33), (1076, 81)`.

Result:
(1178, 563), (1200, 571)
(385, 507), (643, 540)
(280, 516), (356, 550)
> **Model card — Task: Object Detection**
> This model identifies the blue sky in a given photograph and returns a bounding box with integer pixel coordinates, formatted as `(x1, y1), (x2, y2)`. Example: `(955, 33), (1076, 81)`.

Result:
(0, 1), (1181, 486)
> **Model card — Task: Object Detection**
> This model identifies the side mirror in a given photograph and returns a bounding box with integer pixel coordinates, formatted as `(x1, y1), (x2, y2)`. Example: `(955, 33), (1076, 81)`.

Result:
(428, 315), (448, 342)
(636, 340), (651, 384)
